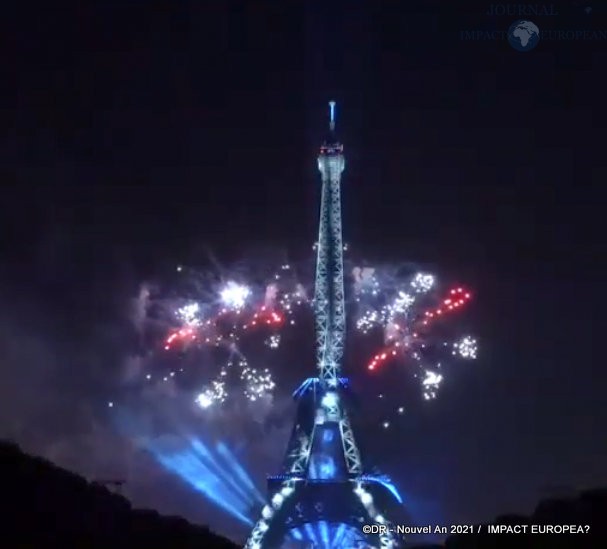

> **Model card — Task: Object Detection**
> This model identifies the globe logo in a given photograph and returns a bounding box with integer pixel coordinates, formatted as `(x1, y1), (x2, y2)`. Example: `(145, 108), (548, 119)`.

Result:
(508, 20), (540, 52)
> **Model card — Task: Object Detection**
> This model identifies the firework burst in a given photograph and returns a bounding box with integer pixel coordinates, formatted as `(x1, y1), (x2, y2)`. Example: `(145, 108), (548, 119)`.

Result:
(133, 258), (476, 421)
(138, 261), (310, 409)
(353, 268), (477, 403)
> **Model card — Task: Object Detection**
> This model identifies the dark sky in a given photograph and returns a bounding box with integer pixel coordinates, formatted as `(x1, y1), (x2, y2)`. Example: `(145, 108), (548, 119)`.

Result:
(2, 0), (606, 544)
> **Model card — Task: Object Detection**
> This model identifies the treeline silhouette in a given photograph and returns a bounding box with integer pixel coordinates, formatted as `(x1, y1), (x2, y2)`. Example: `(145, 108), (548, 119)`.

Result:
(410, 489), (607, 549)
(2, 441), (238, 548)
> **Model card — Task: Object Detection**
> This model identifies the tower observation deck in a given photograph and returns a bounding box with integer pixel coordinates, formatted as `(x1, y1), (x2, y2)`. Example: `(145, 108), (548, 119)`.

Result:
(245, 103), (401, 549)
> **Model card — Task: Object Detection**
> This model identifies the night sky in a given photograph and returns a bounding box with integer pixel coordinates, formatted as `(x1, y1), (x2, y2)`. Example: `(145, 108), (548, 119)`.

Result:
(2, 1), (606, 545)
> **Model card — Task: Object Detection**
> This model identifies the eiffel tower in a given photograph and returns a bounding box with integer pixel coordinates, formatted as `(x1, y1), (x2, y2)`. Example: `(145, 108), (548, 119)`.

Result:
(245, 103), (401, 549)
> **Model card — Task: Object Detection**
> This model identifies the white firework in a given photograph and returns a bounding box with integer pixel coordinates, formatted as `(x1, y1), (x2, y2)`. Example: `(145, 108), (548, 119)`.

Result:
(411, 272), (435, 294)
(422, 369), (443, 400)
(454, 336), (478, 359)
(391, 291), (415, 316)
(220, 281), (251, 310)
(241, 366), (275, 402)
(195, 379), (227, 409)
(177, 302), (202, 326)
(356, 309), (383, 333)
(266, 334), (281, 349)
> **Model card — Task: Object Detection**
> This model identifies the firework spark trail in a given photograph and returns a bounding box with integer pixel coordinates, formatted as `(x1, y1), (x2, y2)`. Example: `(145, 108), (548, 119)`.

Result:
(365, 286), (472, 371)
(420, 287), (472, 326)
(352, 269), (477, 401)
(164, 293), (286, 352)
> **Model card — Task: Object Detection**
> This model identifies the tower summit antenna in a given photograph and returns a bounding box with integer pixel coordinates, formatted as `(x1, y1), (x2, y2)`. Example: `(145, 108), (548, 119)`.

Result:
(329, 100), (336, 131)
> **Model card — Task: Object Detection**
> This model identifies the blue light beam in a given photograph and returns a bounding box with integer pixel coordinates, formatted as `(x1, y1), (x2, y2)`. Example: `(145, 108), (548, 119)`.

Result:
(216, 442), (266, 505)
(147, 436), (264, 527)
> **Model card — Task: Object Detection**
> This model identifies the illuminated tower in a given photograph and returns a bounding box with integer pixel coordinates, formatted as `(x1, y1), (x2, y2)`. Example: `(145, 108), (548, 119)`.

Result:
(245, 103), (401, 549)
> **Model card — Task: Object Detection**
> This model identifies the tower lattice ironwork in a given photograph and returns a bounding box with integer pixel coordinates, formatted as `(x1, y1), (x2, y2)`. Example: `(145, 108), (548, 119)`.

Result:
(245, 103), (401, 549)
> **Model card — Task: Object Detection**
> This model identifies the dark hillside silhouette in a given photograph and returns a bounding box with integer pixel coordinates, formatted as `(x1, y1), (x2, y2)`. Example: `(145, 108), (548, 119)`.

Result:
(3, 440), (606, 548)
(2, 441), (239, 548)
